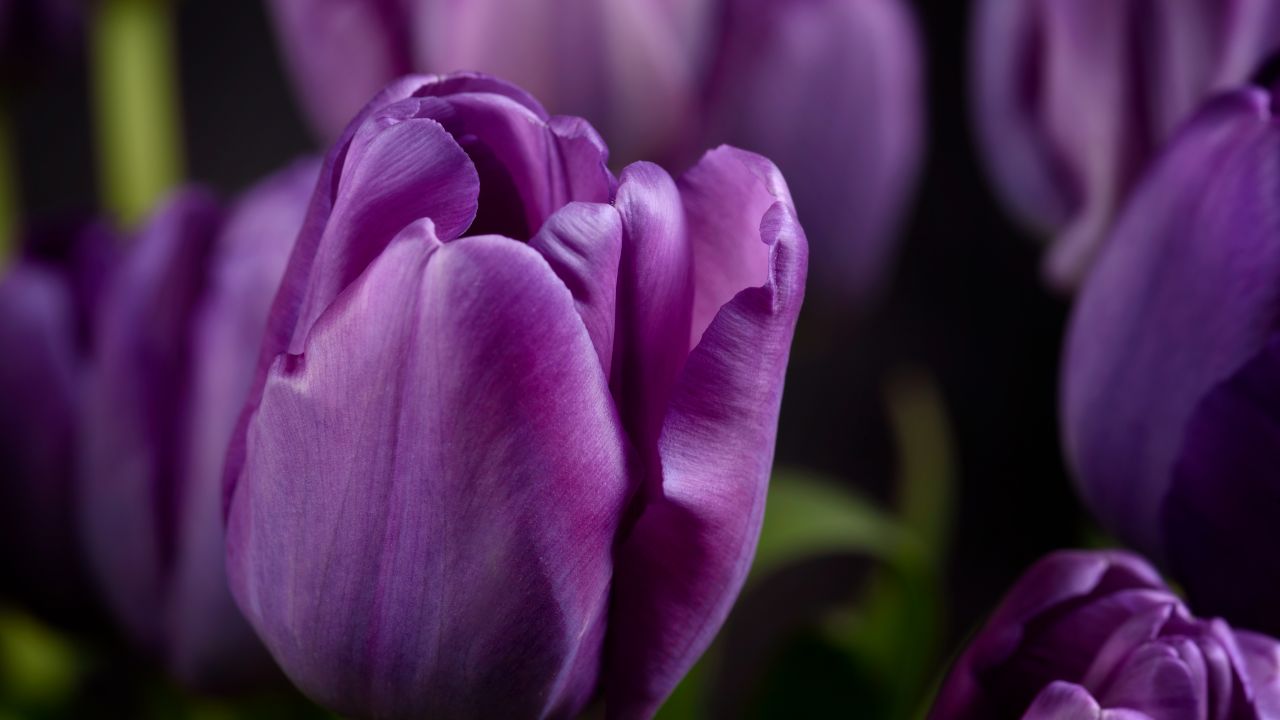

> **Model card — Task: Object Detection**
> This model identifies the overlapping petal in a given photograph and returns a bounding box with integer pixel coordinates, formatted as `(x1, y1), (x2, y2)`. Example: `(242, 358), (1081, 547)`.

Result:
(606, 148), (807, 717)
(227, 226), (632, 718)
(1062, 88), (1280, 558)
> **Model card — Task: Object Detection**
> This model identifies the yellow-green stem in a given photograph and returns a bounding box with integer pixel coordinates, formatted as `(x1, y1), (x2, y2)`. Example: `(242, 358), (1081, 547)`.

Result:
(90, 0), (184, 226)
(0, 100), (18, 265)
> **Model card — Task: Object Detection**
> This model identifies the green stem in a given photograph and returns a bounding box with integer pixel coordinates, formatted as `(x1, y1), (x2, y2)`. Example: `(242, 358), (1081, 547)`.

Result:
(90, 0), (184, 226)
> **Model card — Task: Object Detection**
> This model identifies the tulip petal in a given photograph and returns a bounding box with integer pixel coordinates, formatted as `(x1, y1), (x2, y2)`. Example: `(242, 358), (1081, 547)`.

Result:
(0, 264), (82, 615)
(1063, 88), (1280, 557)
(1021, 681), (1104, 720)
(267, 0), (411, 140)
(227, 223), (632, 718)
(1097, 642), (1200, 720)
(167, 160), (318, 687)
(604, 152), (807, 717)
(528, 201), (622, 376)
(708, 0), (922, 300)
(1162, 334), (1280, 637)
(930, 551), (1164, 719)
(80, 190), (221, 652)
(610, 162), (693, 466)
(412, 0), (708, 164)
(1232, 630), (1280, 717)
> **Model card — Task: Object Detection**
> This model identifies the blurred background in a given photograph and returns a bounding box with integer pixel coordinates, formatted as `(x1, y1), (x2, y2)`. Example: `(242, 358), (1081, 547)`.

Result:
(2, 0), (1090, 717)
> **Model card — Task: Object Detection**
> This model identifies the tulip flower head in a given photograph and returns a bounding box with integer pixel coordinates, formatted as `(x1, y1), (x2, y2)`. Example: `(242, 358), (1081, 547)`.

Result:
(930, 551), (1280, 719)
(972, 0), (1280, 288)
(79, 160), (317, 688)
(1062, 86), (1280, 637)
(223, 73), (807, 719)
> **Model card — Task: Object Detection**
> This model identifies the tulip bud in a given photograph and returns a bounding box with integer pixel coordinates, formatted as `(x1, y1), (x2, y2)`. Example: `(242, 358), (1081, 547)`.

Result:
(0, 220), (114, 621)
(1062, 86), (1280, 636)
(930, 550), (1280, 719)
(972, 0), (1280, 288)
(223, 73), (807, 718)
(79, 159), (317, 688)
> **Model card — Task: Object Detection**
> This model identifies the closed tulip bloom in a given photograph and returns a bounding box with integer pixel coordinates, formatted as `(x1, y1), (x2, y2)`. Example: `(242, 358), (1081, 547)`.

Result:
(0, 221), (113, 620)
(223, 73), (807, 719)
(972, 0), (1280, 288)
(1062, 87), (1280, 636)
(930, 550), (1280, 719)
(267, 0), (914, 302)
(79, 159), (317, 687)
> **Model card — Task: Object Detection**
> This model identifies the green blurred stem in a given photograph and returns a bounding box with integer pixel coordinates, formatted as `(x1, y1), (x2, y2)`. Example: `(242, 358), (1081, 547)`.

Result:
(0, 100), (17, 264)
(91, 0), (184, 226)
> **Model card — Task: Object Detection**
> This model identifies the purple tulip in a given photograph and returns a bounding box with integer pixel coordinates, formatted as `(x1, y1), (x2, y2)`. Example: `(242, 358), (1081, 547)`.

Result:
(222, 73), (807, 718)
(0, 220), (114, 620)
(930, 550), (1280, 719)
(972, 0), (1280, 288)
(267, 0), (915, 302)
(1062, 86), (1280, 635)
(79, 159), (317, 687)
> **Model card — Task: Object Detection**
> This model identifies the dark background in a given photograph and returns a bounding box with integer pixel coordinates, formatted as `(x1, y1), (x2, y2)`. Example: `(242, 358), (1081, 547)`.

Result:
(10, 0), (1086, 715)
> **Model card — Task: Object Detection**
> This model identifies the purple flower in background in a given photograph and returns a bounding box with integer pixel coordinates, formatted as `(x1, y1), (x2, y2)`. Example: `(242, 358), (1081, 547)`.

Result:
(0, 221), (113, 621)
(1062, 87), (1280, 637)
(223, 73), (806, 719)
(267, 0), (914, 302)
(79, 159), (317, 688)
(972, 0), (1280, 288)
(930, 550), (1280, 719)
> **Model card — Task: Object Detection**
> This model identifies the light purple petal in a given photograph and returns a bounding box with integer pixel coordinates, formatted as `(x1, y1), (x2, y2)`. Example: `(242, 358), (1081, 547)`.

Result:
(605, 151), (807, 717)
(1162, 333), (1280, 637)
(266, 0), (412, 140)
(226, 225), (633, 718)
(1062, 88), (1280, 558)
(707, 0), (922, 301)
(411, 0), (710, 164)
(528, 201), (622, 376)
(79, 190), (221, 654)
(166, 159), (318, 687)
(609, 161), (693, 473)
(1096, 642), (1201, 720)
(1232, 630), (1280, 717)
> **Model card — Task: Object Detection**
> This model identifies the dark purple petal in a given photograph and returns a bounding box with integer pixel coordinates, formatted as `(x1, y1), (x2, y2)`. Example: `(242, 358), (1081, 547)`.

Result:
(929, 551), (1164, 720)
(707, 0), (922, 301)
(80, 190), (221, 654)
(0, 264), (84, 616)
(1162, 334), (1280, 637)
(1063, 88), (1280, 558)
(227, 225), (633, 718)
(605, 150), (807, 717)
(266, 0), (412, 140)
(1021, 682), (1104, 720)
(528, 201), (622, 376)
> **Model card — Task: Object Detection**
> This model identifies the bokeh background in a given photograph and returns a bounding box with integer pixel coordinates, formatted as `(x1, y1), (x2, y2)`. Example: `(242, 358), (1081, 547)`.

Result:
(3, 0), (1091, 717)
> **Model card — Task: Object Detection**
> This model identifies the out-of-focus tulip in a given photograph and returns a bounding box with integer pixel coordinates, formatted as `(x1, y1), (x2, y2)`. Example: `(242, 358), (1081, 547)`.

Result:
(930, 550), (1280, 719)
(1062, 87), (1280, 636)
(223, 73), (807, 719)
(0, 221), (113, 621)
(79, 159), (317, 688)
(972, 0), (1280, 289)
(267, 0), (914, 303)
